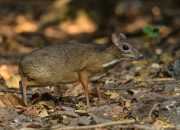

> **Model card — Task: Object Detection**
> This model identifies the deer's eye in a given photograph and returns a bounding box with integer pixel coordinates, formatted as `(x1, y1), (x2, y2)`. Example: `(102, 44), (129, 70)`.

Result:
(122, 44), (130, 51)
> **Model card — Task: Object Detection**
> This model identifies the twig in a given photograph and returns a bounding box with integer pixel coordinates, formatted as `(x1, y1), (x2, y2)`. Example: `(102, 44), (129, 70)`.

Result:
(104, 78), (180, 91)
(116, 124), (157, 130)
(148, 103), (159, 121)
(0, 89), (20, 94)
(19, 120), (160, 130)
(0, 88), (32, 96)
(135, 78), (176, 83)
(50, 119), (135, 130)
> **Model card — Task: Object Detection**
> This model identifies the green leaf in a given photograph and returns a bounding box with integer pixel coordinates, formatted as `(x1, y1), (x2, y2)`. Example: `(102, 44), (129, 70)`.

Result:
(143, 25), (160, 38)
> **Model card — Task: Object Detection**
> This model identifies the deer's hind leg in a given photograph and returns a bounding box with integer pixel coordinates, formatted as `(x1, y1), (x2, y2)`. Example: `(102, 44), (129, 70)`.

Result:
(19, 77), (28, 106)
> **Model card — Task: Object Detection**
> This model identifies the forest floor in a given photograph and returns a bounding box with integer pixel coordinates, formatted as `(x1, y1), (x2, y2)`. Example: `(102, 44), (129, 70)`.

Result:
(0, 0), (180, 130)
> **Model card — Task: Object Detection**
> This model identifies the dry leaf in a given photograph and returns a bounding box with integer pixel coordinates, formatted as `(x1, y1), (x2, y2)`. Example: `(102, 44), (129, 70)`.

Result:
(0, 93), (23, 107)
(60, 10), (96, 34)
(15, 15), (37, 33)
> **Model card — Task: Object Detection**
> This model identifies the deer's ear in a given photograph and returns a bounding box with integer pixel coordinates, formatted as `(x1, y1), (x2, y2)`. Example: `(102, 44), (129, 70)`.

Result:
(112, 33), (127, 47)
(118, 33), (127, 40)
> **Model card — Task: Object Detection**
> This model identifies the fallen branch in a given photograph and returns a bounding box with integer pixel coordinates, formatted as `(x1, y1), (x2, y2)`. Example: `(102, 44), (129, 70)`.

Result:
(117, 124), (158, 130)
(0, 87), (33, 96)
(38, 119), (157, 130)
(51, 119), (135, 130)
(19, 119), (160, 130)
(148, 103), (159, 121)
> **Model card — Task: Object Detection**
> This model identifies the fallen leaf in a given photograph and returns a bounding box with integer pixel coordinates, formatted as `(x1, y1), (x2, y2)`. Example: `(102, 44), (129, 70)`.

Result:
(0, 93), (23, 107)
